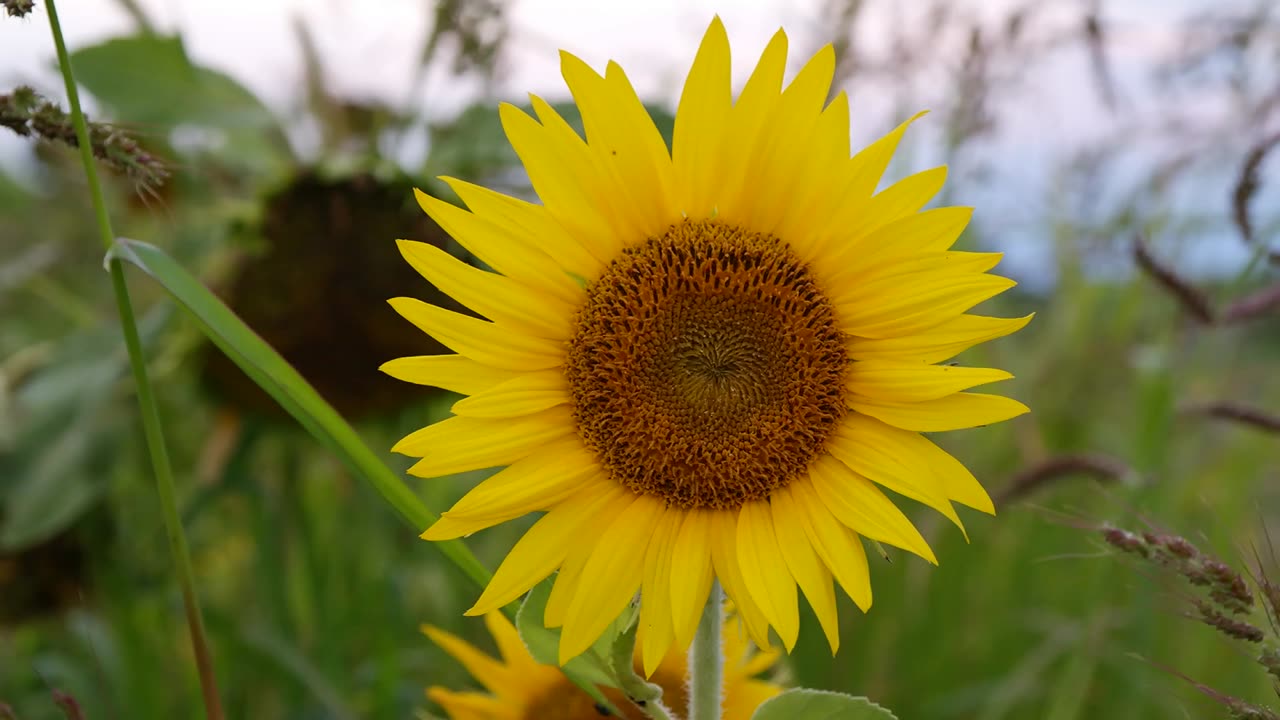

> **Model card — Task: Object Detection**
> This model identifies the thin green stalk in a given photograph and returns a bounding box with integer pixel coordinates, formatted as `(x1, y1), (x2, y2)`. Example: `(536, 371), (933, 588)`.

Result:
(43, 1), (224, 718)
(688, 581), (724, 720)
(610, 622), (675, 720)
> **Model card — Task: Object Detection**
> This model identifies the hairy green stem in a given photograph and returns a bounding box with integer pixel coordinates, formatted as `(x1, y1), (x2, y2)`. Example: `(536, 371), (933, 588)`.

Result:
(610, 621), (676, 720)
(689, 581), (724, 720)
(44, 1), (224, 717)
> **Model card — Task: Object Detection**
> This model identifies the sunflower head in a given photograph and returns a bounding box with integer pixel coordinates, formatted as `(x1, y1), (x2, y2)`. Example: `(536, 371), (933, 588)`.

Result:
(423, 612), (781, 720)
(386, 16), (1030, 669)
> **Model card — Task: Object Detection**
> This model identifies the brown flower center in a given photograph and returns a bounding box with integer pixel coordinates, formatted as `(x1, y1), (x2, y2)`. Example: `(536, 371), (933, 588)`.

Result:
(565, 220), (848, 510)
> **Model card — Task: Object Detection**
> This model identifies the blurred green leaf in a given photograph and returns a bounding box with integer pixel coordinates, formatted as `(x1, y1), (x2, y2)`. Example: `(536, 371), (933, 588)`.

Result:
(0, 316), (163, 549)
(70, 35), (269, 128)
(103, 237), (492, 589)
(68, 34), (287, 172)
(751, 689), (899, 720)
(515, 578), (622, 711)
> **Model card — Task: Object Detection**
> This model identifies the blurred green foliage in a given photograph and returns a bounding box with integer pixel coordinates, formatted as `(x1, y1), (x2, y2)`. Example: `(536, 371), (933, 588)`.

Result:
(1, 1), (1279, 719)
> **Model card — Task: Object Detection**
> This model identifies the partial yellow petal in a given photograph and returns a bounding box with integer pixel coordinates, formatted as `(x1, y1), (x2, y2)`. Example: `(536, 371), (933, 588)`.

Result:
(848, 360), (1012, 404)
(776, 91), (852, 251)
(849, 313), (1034, 363)
(416, 185), (588, 300)
(736, 501), (800, 651)
(483, 612), (541, 672)
(464, 482), (625, 615)
(545, 538), (594, 629)
(426, 437), (601, 524)
(827, 418), (966, 535)
(396, 239), (573, 340)
(716, 29), (788, 224)
(426, 688), (510, 720)
(379, 354), (518, 395)
(807, 454), (936, 563)
(833, 414), (995, 515)
(395, 406), (573, 471)
(710, 510), (773, 649)
(451, 369), (569, 419)
(820, 207), (974, 285)
(777, 482), (871, 611)
(723, 680), (785, 720)
(769, 492), (840, 653)
(499, 100), (624, 266)
(640, 507), (681, 677)
(561, 52), (677, 239)
(388, 297), (564, 371)
(669, 508), (715, 650)
(733, 43), (836, 234)
(850, 392), (1030, 432)
(561, 493), (663, 664)
(834, 271), (1017, 339)
(672, 16), (731, 218)
(421, 625), (513, 694)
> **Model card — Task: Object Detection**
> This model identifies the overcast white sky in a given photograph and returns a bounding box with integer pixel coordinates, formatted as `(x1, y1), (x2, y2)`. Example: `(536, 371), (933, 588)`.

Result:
(1, 0), (1269, 284)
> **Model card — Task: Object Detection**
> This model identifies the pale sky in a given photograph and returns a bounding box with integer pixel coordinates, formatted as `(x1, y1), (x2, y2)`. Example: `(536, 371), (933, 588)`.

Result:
(1, 0), (1269, 285)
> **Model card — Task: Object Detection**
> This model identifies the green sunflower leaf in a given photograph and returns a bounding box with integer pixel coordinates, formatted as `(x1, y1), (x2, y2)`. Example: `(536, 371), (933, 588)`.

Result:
(750, 689), (900, 720)
(103, 237), (491, 588)
(515, 578), (619, 691)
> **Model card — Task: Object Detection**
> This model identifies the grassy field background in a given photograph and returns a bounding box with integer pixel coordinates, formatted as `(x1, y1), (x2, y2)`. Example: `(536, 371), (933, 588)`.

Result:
(2, 1), (1279, 718)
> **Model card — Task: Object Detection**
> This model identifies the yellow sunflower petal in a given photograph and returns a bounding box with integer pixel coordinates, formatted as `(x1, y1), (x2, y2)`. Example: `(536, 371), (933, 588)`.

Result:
(396, 239), (573, 340)
(640, 508), (681, 677)
(777, 91), (852, 251)
(394, 406), (573, 472)
(464, 482), (625, 615)
(483, 612), (540, 672)
(710, 510), (773, 649)
(388, 297), (564, 371)
(827, 414), (998, 516)
(421, 625), (513, 694)
(499, 100), (623, 265)
(827, 418), (966, 534)
(716, 29), (788, 223)
(672, 16), (731, 218)
(561, 493), (664, 664)
(450, 369), (569, 419)
(425, 437), (601, 525)
(770, 492), (840, 653)
(850, 391), (1030, 432)
(833, 271), (1017, 339)
(849, 312), (1034, 363)
(426, 688), (510, 720)
(545, 539), (594, 629)
(378, 354), (518, 395)
(848, 360), (1012, 403)
(669, 508), (715, 650)
(735, 43), (836, 234)
(415, 185), (589, 299)
(821, 206), (974, 284)
(778, 482), (872, 611)
(723, 680), (784, 720)
(736, 500), (800, 651)
(561, 53), (677, 238)
(807, 454), (936, 563)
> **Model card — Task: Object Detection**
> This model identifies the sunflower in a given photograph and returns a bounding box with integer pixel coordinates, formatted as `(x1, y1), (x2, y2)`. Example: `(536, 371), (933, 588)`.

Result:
(423, 612), (781, 719)
(384, 17), (1030, 671)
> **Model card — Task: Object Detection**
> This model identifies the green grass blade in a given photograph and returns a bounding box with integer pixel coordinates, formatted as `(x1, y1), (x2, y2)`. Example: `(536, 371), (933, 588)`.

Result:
(106, 237), (492, 591)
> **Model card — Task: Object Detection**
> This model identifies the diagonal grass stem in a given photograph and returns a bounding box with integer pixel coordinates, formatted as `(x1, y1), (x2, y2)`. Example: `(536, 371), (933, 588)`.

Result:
(43, 1), (225, 717)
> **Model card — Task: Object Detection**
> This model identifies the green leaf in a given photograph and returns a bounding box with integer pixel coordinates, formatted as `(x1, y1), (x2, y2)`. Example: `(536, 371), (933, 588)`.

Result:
(750, 689), (900, 720)
(104, 237), (492, 590)
(516, 579), (616, 687)
(68, 34), (288, 172)
(515, 578), (626, 716)
(70, 35), (273, 128)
